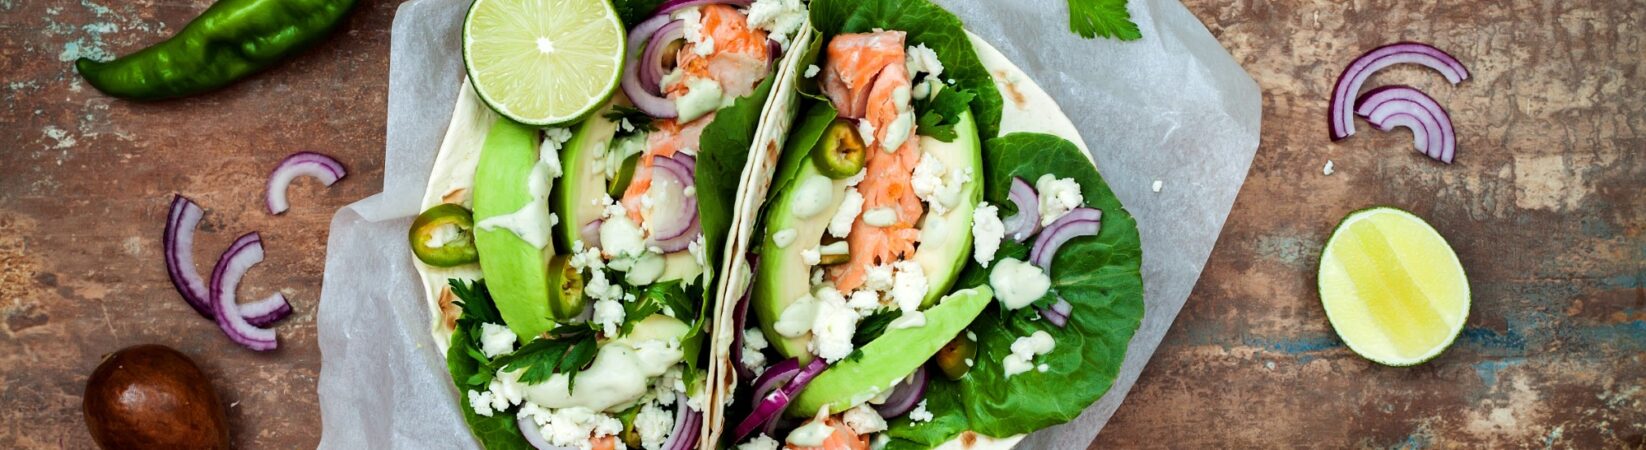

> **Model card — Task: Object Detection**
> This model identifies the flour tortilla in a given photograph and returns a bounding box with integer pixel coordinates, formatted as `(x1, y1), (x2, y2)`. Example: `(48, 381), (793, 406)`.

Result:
(710, 30), (1091, 450)
(413, 22), (813, 448)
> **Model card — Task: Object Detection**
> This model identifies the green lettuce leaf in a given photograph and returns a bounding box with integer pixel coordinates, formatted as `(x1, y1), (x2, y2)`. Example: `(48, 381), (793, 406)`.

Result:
(960, 133), (1144, 436)
(446, 280), (533, 450)
(696, 71), (779, 331)
(883, 377), (971, 450)
(609, 0), (666, 28)
(807, 0), (1005, 139)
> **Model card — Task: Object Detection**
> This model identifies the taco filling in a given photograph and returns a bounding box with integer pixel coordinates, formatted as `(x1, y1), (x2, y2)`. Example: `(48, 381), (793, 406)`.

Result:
(729, 1), (1144, 448)
(414, 1), (805, 449)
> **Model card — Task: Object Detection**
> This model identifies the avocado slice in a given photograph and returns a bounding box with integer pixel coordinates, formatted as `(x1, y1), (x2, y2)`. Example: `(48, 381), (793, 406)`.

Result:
(551, 104), (623, 251)
(753, 107), (983, 361)
(787, 286), (993, 416)
(473, 118), (555, 339)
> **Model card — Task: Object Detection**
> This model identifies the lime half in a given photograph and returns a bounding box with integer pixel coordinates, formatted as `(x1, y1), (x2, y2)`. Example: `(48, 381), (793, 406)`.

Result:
(1318, 207), (1470, 366)
(463, 0), (625, 126)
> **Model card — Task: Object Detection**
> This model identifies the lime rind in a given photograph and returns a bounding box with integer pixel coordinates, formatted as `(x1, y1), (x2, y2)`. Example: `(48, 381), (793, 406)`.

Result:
(462, 0), (626, 127)
(1317, 206), (1471, 367)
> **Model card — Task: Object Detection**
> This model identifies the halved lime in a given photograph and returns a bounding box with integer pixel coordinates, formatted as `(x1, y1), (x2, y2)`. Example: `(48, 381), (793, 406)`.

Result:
(1318, 206), (1470, 366)
(463, 0), (626, 126)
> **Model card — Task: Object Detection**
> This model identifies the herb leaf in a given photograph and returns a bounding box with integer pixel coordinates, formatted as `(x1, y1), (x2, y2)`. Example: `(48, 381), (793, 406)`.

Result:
(499, 329), (599, 387)
(852, 309), (899, 346)
(603, 104), (658, 140)
(1067, 0), (1142, 41)
(914, 87), (976, 143)
(444, 278), (533, 450)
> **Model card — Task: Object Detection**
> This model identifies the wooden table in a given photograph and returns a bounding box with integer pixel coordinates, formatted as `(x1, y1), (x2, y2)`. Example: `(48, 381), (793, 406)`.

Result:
(2, 0), (1641, 448)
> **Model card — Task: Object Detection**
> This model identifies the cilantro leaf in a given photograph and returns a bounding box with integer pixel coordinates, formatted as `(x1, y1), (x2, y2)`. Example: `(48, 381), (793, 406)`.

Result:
(498, 329), (599, 387)
(619, 280), (699, 336)
(450, 279), (502, 326)
(602, 104), (657, 140)
(914, 87), (976, 142)
(852, 309), (899, 346)
(1067, 0), (1142, 41)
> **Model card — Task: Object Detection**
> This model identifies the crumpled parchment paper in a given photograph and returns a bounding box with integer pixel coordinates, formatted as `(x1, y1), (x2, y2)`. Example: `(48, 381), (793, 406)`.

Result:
(315, 0), (1260, 448)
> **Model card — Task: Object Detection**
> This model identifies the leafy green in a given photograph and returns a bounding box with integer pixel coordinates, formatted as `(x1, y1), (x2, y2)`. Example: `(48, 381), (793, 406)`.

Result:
(445, 279), (533, 450)
(609, 0), (667, 28)
(497, 328), (598, 387)
(960, 133), (1143, 437)
(698, 72), (778, 312)
(808, 0), (1005, 139)
(602, 105), (657, 140)
(883, 377), (971, 450)
(620, 280), (699, 336)
(1067, 0), (1142, 41)
(914, 87), (976, 142)
(852, 309), (898, 346)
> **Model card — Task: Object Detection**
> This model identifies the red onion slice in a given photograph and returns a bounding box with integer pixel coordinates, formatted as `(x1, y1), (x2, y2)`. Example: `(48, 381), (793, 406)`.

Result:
(1001, 177), (1040, 241)
(1356, 85), (1457, 164)
(662, 394), (701, 450)
(733, 358), (826, 442)
(1328, 42), (1468, 141)
(579, 219), (604, 248)
(166, 195), (292, 325)
(767, 38), (782, 61)
(651, 214), (701, 253)
(1029, 208), (1103, 270)
(210, 233), (279, 351)
(730, 285), (757, 383)
(641, 20), (686, 96)
(647, 156), (701, 244)
(266, 152), (346, 215)
(624, 18), (680, 118)
(656, 0), (752, 15)
(874, 366), (928, 418)
(1038, 297), (1073, 327)
(750, 358), (801, 401)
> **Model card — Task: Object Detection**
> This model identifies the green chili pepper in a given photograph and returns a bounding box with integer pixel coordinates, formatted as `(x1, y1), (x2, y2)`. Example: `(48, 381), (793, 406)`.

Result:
(410, 204), (480, 268)
(74, 0), (357, 100)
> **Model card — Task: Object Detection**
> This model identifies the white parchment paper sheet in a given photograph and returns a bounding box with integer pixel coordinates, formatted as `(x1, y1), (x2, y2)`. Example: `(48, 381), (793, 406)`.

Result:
(315, 0), (1260, 448)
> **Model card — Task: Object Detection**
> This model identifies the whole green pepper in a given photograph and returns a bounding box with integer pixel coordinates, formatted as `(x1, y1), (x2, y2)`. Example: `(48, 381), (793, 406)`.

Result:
(74, 0), (357, 100)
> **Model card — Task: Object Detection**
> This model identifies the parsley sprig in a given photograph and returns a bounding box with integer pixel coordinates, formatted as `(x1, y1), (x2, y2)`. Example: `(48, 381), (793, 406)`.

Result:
(914, 87), (976, 142)
(1067, 0), (1142, 41)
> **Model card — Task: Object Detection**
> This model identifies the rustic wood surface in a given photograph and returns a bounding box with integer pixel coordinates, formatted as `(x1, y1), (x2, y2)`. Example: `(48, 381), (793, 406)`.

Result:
(1, 0), (1641, 448)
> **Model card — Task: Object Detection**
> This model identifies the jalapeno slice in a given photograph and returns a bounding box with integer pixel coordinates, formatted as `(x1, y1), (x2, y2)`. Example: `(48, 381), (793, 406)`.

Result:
(408, 204), (479, 267)
(812, 119), (867, 179)
(933, 331), (978, 380)
(545, 255), (586, 321)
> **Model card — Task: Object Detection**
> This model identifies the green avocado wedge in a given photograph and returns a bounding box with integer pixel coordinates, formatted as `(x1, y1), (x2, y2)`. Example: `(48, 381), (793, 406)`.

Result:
(551, 103), (622, 252)
(472, 118), (555, 340)
(787, 286), (993, 417)
(753, 105), (982, 362)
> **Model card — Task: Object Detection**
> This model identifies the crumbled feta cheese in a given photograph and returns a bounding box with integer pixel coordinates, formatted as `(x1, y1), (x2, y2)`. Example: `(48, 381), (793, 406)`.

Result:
(488, 369), (527, 411)
(518, 404), (624, 448)
(907, 399), (934, 423)
(905, 43), (945, 79)
(741, 328), (769, 376)
(467, 390), (496, 416)
(600, 205), (647, 258)
(971, 202), (1004, 267)
(677, 7), (705, 44)
(746, 0), (806, 49)
(889, 261), (928, 313)
(739, 434), (781, 450)
(856, 119), (877, 148)
(695, 36), (715, 56)
(846, 290), (880, 312)
(774, 295), (818, 338)
(634, 401), (674, 450)
(862, 207), (898, 227)
(843, 404), (888, 434)
(1323, 160), (1335, 176)
(809, 287), (858, 362)
(862, 264), (895, 292)
(910, 149), (945, 194)
(1151, 179), (1163, 192)
(592, 299), (625, 336)
(989, 257), (1051, 310)
(688, 235), (707, 266)
(1002, 331), (1056, 378)
(845, 169), (867, 187)
(540, 128), (572, 178)
(1035, 174), (1084, 226)
(910, 153), (970, 214)
(827, 188), (865, 238)
(772, 228), (797, 248)
(801, 247), (821, 266)
(479, 323), (517, 358)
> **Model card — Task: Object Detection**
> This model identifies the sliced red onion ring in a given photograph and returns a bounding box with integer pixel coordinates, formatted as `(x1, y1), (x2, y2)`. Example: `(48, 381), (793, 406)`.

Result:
(731, 254), (763, 383)
(579, 219), (604, 248)
(641, 20), (686, 96)
(266, 151), (346, 215)
(767, 38), (782, 61)
(1329, 42), (1468, 141)
(624, 18), (679, 118)
(1001, 177), (1040, 241)
(1038, 297), (1074, 327)
(166, 195), (292, 325)
(647, 159), (699, 243)
(210, 233), (278, 351)
(651, 214), (701, 253)
(668, 152), (697, 170)
(874, 366), (928, 418)
(1356, 85), (1457, 164)
(656, 0), (752, 15)
(733, 358), (826, 442)
(662, 394), (701, 450)
(517, 414), (579, 450)
(751, 358), (801, 401)
(1029, 208), (1103, 270)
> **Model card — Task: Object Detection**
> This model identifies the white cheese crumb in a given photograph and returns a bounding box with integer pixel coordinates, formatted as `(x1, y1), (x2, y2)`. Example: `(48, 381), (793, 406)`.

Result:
(843, 404), (888, 434)
(801, 247), (821, 266)
(971, 202), (1004, 267)
(828, 188), (865, 238)
(1151, 179), (1163, 193)
(479, 323), (517, 358)
(889, 261), (928, 313)
(907, 399), (934, 423)
(592, 299), (625, 336)
(905, 44), (945, 79)
(634, 401), (674, 449)
(1323, 160), (1335, 176)
(804, 64), (820, 78)
(739, 434), (781, 450)
(741, 328), (770, 377)
(809, 288), (857, 362)
(863, 264), (895, 292)
(1036, 174), (1084, 226)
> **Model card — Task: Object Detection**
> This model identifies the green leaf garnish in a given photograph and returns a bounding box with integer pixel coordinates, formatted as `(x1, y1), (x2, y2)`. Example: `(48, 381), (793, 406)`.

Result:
(914, 87), (976, 142)
(1067, 0), (1142, 41)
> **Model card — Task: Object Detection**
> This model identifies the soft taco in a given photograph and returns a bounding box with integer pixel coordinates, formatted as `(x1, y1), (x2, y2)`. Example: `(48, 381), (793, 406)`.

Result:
(408, 0), (812, 448)
(718, 1), (1146, 449)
